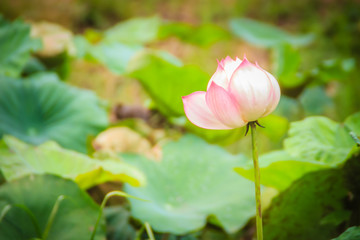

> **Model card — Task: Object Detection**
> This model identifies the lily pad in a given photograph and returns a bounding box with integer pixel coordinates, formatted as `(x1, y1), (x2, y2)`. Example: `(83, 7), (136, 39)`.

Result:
(283, 117), (354, 164)
(0, 135), (144, 189)
(0, 174), (106, 240)
(299, 86), (335, 116)
(263, 169), (350, 240)
(88, 42), (143, 75)
(235, 150), (328, 191)
(0, 73), (108, 153)
(0, 15), (41, 77)
(124, 134), (255, 234)
(229, 18), (314, 48)
(273, 96), (302, 121)
(272, 44), (305, 88)
(333, 226), (360, 240)
(104, 16), (161, 45)
(74, 36), (142, 75)
(128, 52), (209, 117)
(158, 22), (231, 47)
(344, 111), (360, 136)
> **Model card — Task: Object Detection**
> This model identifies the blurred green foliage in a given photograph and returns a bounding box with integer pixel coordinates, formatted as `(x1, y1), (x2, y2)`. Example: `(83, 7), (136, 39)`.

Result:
(0, 15), (41, 77)
(0, 73), (108, 153)
(0, 136), (144, 189)
(263, 148), (360, 240)
(0, 174), (106, 239)
(263, 169), (350, 240)
(124, 135), (255, 234)
(0, 1), (359, 239)
(229, 18), (314, 48)
(334, 226), (360, 240)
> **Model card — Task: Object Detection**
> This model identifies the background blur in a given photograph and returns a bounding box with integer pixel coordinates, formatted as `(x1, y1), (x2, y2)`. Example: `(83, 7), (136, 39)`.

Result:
(1, 0), (360, 240)
(1, 0), (359, 130)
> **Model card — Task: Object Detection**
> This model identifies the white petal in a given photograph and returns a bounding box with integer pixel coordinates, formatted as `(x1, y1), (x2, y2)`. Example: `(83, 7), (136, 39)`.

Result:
(207, 65), (229, 90)
(260, 68), (281, 117)
(217, 56), (242, 82)
(229, 59), (278, 121)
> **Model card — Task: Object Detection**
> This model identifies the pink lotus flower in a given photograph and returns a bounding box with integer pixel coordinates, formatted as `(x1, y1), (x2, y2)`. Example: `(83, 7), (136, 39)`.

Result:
(182, 56), (281, 129)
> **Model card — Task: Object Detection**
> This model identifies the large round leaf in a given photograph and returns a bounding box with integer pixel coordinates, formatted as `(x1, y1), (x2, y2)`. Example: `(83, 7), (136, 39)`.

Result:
(229, 18), (314, 48)
(0, 174), (105, 240)
(283, 117), (354, 164)
(235, 150), (328, 191)
(344, 111), (360, 136)
(0, 73), (108, 153)
(263, 169), (350, 240)
(0, 136), (144, 189)
(158, 22), (231, 47)
(0, 16), (41, 77)
(124, 134), (255, 234)
(334, 227), (360, 240)
(104, 16), (161, 45)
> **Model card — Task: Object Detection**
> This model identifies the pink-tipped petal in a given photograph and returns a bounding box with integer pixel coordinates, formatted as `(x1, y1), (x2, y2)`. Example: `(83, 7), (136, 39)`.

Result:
(222, 56), (242, 81)
(207, 64), (228, 90)
(182, 91), (231, 130)
(229, 61), (277, 121)
(237, 56), (252, 68)
(205, 82), (246, 128)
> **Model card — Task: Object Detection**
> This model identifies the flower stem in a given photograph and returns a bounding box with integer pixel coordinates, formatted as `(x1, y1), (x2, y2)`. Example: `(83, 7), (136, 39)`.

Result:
(90, 191), (148, 240)
(144, 222), (155, 240)
(250, 122), (263, 240)
(42, 195), (65, 240)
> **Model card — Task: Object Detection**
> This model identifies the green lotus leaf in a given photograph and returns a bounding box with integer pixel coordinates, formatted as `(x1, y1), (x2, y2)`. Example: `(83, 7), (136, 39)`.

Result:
(283, 117), (354, 164)
(235, 150), (328, 191)
(333, 226), (360, 240)
(0, 174), (106, 240)
(0, 15), (42, 77)
(88, 42), (143, 75)
(229, 18), (314, 48)
(124, 134), (255, 234)
(104, 16), (161, 45)
(263, 169), (351, 240)
(0, 73), (108, 153)
(158, 22), (231, 46)
(0, 135), (145, 189)
(299, 86), (335, 116)
(344, 111), (360, 136)
(272, 44), (305, 88)
(74, 36), (143, 75)
(273, 95), (302, 121)
(128, 52), (208, 117)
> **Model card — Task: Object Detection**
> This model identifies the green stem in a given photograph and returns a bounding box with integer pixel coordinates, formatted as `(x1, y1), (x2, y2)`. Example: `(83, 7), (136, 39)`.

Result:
(135, 225), (145, 240)
(90, 191), (147, 240)
(0, 204), (12, 223)
(14, 204), (43, 237)
(42, 195), (65, 240)
(144, 222), (155, 240)
(250, 122), (263, 240)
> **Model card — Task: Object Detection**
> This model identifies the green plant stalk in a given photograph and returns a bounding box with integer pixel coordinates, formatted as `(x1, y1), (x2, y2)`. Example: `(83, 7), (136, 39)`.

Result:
(14, 204), (42, 237)
(0, 204), (11, 223)
(135, 225), (145, 240)
(42, 195), (65, 240)
(144, 222), (155, 240)
(90, 191), (147, 240)
(250, 122), (263, 240)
